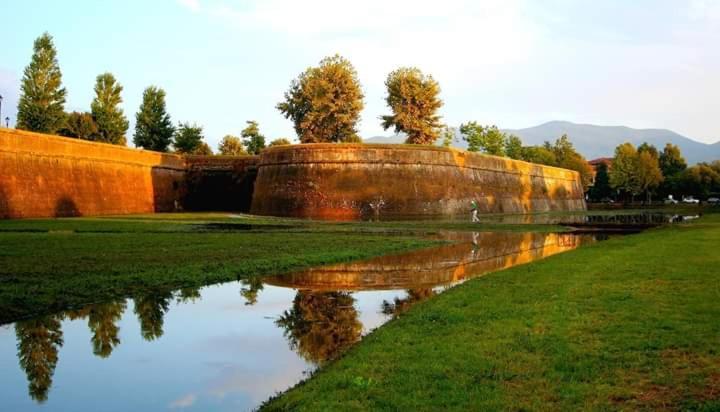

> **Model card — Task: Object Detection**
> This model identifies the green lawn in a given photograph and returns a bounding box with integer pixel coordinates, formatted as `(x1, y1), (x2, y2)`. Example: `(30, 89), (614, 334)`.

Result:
(262, 214), (720, 411)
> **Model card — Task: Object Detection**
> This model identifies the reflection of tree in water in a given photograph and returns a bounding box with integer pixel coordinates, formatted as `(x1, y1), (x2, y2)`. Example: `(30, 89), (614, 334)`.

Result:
(88, 301), (127, 357)
(276, 291), (362, 365)
(240, 277), (264, 306)
(176, 287), (202, 303)
(133, 292), (173, 341)
(66, 300), (128, 358)
(381, 288), (436, 317)
(15, 315), (64, 403)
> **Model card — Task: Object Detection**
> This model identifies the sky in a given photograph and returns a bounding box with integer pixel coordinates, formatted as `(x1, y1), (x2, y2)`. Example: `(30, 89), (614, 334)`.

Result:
(1, 0), (718, 148)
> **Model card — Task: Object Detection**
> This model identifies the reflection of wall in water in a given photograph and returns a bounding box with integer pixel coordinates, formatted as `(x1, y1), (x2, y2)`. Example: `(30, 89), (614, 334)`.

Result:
(264, 232), (590, 291)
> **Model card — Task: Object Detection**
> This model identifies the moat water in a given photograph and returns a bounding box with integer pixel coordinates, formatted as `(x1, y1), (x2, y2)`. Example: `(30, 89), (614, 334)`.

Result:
(0, 231), (609, 411)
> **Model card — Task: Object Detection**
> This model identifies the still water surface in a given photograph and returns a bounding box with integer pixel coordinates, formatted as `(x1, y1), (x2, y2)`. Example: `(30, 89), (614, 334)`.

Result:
(0, 231), (599, 411)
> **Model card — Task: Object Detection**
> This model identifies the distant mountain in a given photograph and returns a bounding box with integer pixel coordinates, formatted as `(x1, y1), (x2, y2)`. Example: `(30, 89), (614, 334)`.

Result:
(364, 121), (720, 164)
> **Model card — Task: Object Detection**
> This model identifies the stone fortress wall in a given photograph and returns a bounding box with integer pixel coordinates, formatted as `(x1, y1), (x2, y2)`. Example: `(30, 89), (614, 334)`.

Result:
(250, 144), (586, 219)
(0, 129), (586, 219)
(0, 129), (186, 218)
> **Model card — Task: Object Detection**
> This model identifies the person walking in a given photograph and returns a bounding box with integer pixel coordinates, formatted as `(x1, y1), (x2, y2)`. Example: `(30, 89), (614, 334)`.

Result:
(470, 200), (479, 222)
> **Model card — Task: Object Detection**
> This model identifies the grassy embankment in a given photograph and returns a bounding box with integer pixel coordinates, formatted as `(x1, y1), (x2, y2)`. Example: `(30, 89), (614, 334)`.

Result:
(0, 213), (564, 324)
(263, 213), (720, 411)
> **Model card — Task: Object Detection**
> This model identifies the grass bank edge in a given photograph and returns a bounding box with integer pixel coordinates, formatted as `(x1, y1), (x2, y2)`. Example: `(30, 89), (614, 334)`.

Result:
(260, 214), (720, 411)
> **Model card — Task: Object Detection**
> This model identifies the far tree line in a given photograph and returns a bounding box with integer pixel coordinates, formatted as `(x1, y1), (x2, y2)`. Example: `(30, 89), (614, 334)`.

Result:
(590, 142), (720, 202)
(10, 33), (719, 199)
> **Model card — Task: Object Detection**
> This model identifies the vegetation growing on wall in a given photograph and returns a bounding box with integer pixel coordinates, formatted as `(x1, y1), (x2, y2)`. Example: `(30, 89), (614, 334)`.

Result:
(269, 138), (291, 147)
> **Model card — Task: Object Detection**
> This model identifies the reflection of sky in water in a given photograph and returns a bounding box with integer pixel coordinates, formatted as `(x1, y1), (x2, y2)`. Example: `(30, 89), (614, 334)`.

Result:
(0, 231), (595, 411)
(0, 282), (413, 412)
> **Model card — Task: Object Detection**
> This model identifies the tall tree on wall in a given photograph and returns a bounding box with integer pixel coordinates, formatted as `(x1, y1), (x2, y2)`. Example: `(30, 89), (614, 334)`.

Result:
(504, 135), (524, 160)
(381, 67), (443, 145)
(58, 112), (99, 140)
(218, 135), (247, 155)
(91, 73), (129, 145)
(459, 122), (506, 155)
(548, 135), (594, 190)
(173, 122), (205, 154)
(133, 86), (175, 152)
(16, 33), (67, 134)
(241, 120), (266, 154)
(277, 54), (364, 143)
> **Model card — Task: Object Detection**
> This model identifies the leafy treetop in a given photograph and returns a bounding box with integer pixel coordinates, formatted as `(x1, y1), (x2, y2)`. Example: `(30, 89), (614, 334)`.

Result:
(241, 120), (266, 155)
(277, 54), (364, 143)
(91, 73), (129, 145)
(133, 86), (174, 152)
(382, 67), (443, 145)
(17, 32), (67, 134)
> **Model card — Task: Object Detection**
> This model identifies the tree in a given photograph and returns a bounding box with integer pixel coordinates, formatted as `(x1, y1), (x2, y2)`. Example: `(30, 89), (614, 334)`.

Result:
(459, 122), (507, 156)
(277, 54), (364, 143)
(678, 163), (720, 197)
(548, 135), (575, 164)
(194, 142), (213, 155)
(637, 142), (659, 159)
(504, 134), (523, 159)
(659, 143), (687, 177)
(173, 122), (204, 154)
(609, 143), (641, 201)
(91, 72), (129, 145)
(241, 120), (266, 154)
(218, 135), (247, 155)
(441, 126), (454, 147)
(381, 67), (443, 145)
(562, 153), (595, 190)
(269, 138), (292, 147)
(16, 32), (67, 134)
(550, 135), (593, 190)
(637, 150), (664, 202)
(58, 112), (99, 140)
(133, 86), (174, 152)
(520, 146), (557, 165)
(588, 162), (612, 201)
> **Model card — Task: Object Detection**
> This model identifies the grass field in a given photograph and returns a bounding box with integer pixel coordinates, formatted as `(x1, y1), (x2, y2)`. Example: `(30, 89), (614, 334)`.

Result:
(262, 213), (720, 411)
(0, 213), (567, 324)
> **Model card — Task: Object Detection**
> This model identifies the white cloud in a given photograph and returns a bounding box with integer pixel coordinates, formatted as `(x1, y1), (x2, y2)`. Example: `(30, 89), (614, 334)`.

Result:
(177, 0), (201, 13)
(169, 393), (197, 409)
